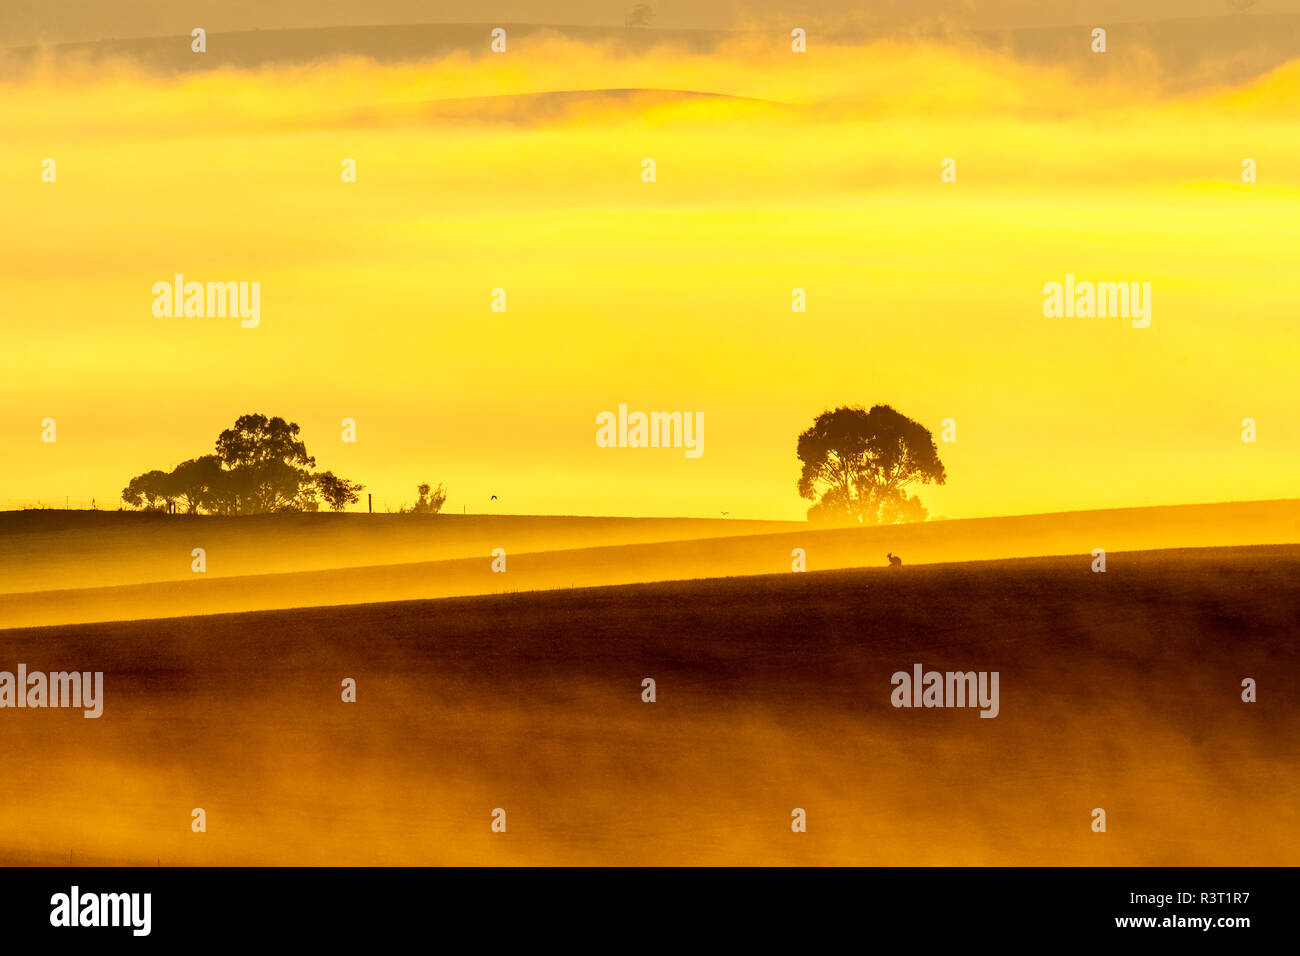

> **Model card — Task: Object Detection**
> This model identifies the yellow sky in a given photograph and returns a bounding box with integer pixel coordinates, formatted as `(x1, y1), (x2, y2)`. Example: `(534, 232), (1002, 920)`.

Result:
(1, 38), (1297, 519)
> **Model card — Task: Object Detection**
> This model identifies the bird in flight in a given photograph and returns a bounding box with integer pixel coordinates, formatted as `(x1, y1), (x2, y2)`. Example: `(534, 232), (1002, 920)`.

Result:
(490, 495), (498, 500)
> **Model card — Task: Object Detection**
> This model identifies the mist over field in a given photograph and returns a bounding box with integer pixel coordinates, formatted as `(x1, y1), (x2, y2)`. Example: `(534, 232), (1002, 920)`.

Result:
(2, 501), (1297, 627)
(3, 546), (1296, 865)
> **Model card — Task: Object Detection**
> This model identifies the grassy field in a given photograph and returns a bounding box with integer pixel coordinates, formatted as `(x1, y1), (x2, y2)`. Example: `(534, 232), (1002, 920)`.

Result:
(2, 499), (1297, 628)
(0, 544), (1295, 865)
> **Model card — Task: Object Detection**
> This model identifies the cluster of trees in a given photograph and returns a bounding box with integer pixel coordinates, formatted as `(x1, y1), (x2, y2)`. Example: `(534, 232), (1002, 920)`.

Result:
(797, 404), (946, 525)
(122, 414), (364, 514)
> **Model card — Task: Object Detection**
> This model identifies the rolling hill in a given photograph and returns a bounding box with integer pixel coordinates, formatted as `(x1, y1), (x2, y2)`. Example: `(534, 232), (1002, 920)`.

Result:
(1, 543), (1295, 864)
(1, 499), (1296, 629)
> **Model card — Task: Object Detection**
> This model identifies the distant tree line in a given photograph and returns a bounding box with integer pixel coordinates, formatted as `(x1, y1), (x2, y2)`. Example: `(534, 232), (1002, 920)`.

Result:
(122, 414), (364, 514)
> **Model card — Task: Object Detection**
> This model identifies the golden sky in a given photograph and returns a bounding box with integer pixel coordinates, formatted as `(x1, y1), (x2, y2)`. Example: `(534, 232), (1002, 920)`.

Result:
(1, 36), (1297, 519)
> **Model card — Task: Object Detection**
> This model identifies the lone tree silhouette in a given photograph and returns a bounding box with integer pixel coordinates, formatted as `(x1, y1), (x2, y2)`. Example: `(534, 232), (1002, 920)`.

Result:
(796, 404), (946, 524)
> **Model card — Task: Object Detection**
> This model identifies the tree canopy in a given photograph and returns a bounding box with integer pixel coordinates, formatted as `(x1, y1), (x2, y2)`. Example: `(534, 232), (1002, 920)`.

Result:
(796, 404), (946, 524)
(314, 471), (365, 513)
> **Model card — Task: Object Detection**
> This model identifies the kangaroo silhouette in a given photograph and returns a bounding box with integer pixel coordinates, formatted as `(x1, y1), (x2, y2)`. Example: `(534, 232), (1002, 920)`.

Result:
(886, 552), (902, 567)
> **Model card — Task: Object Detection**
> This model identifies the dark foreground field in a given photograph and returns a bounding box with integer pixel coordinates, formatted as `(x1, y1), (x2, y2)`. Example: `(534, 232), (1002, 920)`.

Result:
(1, 545), (1296, 865)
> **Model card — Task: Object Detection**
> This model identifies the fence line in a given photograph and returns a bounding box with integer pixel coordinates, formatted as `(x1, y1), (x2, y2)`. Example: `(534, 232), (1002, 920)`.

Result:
(0, 494), (126, 510)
